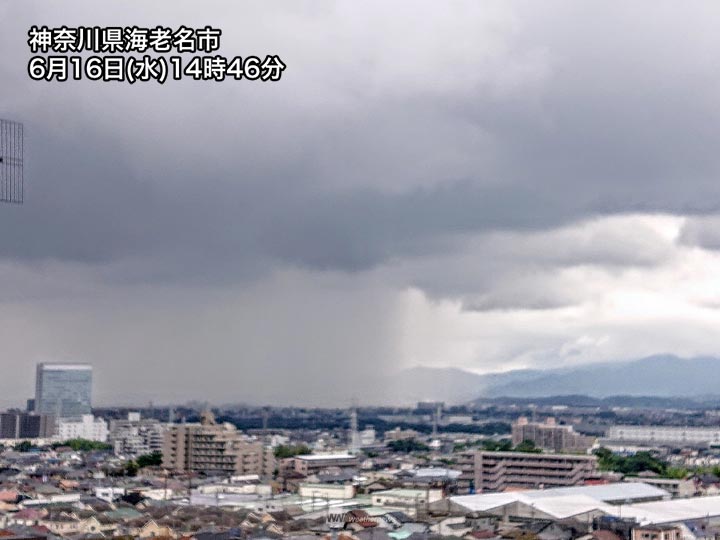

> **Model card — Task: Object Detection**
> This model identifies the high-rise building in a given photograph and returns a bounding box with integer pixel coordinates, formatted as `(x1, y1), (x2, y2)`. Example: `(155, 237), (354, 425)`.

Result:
(35, 363), (92, 418)
(512, 417), (595, 453)
(163, 411), (275, 476)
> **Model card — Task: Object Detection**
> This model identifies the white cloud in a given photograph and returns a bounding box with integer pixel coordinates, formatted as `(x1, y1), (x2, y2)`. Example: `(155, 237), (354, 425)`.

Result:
(389, 214), (720, 376)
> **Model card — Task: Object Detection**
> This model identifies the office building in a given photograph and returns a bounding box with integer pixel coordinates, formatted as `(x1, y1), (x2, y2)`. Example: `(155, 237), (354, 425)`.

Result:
(474, 450), (598, 492)
(0, 411), (54, 439)
(35, 363), (92, 418)
(163, 411), (274, 476)
(512, 417), (595, 453)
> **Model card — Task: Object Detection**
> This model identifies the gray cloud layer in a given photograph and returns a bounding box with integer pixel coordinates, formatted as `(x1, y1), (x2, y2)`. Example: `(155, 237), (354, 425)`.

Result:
(1, 1), (720, 405)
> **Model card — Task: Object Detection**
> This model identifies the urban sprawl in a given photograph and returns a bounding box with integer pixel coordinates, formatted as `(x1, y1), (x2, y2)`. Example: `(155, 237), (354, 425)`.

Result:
(2, 364), (720, 540)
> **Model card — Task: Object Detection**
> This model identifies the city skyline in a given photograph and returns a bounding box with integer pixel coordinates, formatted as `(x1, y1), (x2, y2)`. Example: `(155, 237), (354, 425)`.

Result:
(2, 3), (720, 539)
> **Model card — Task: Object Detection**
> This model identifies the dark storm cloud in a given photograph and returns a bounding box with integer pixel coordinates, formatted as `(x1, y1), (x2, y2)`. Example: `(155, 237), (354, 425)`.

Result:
(0, 1), (719, 286)
(1, 1), (720, 405)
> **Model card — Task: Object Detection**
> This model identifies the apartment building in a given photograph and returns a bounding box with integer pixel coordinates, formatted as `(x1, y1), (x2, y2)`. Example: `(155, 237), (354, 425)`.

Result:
(454, 451), (476, 494)
(108, 412), (166, 457)
(163, 412), (275, 476)
(474, 450), (598, 492)
(512, 417), (595, 453)
(56, 415), (109, 442)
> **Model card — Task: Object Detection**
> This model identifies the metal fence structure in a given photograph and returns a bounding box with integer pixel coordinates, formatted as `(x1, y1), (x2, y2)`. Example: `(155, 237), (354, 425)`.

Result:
(0, 119), (24, 204)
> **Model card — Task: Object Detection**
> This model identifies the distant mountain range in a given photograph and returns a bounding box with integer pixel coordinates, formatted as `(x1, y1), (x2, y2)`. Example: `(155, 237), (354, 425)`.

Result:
(474, 394), (720, 409)
(390, 355), (720, 405)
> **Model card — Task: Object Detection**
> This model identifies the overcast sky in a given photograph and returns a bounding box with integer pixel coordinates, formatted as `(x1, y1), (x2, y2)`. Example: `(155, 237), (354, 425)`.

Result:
(2, 1), (720, 406)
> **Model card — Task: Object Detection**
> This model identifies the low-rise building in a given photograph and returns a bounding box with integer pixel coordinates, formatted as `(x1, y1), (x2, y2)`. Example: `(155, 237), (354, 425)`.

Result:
(384, 428), (421, 443)
(293, 453), (358, 475)
(371, 488), (444, 513)
(438, 482), (669, 522)
(606, 426), (720, 448)
(298, 482), (356, 500)
(631, 525), (682, 540)
(624, 477), (696, 498)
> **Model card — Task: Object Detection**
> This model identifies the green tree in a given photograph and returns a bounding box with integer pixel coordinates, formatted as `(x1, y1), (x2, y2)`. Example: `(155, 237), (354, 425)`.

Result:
(514, 439), (542, 453)
(274, 444), (312, 459)
(16, 440), (37, 452)
(593, 447), (668, 475)
(387, 438), (429, 453)
(52, 439), (112, 451)
(136, 451), (163, 468)
(124, 460), (139, 477)
(664, 467), (689, 479)
(481, 439), (513, 452)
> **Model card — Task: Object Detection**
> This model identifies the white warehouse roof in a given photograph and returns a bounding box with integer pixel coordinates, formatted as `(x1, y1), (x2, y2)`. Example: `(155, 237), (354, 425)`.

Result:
(295, 454), (355, 460)
(450, 492), (520, 512)
(450, 482), (668, 511)
(448, 492), (616, 520)
(519, 482), (669, 502)
(528, 494), (617, 520)
(621, 495), (720, 525)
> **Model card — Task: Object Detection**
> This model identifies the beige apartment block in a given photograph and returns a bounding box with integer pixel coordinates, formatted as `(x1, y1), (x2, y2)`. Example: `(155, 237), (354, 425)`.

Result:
(512, 417), (595, 453)
(163, 412), (275, 477)
(474, 450), (598, 492)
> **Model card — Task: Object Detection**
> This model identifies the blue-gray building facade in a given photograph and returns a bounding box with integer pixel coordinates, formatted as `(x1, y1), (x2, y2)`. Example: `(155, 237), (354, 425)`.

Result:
(35, 363), (92, 418)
